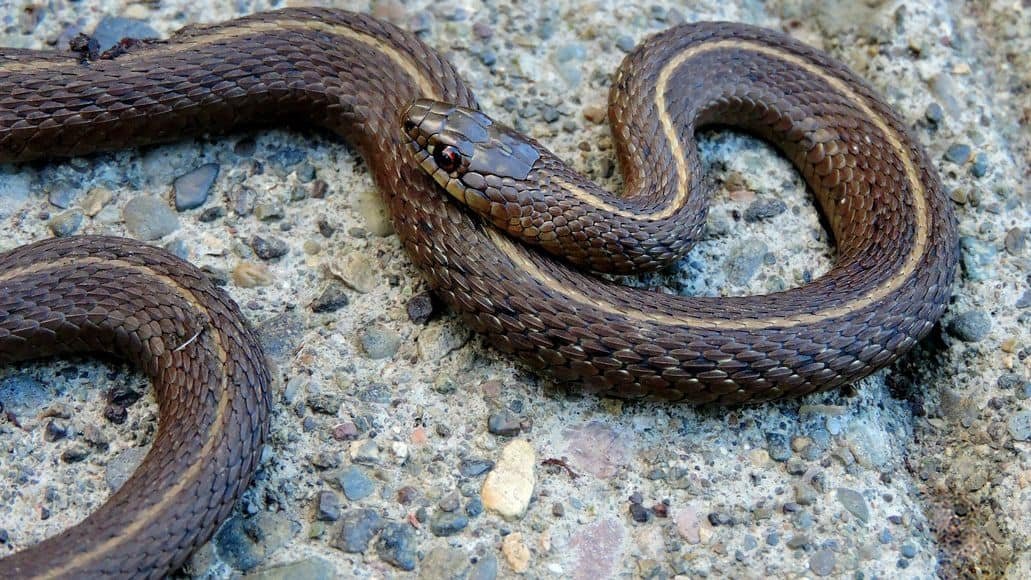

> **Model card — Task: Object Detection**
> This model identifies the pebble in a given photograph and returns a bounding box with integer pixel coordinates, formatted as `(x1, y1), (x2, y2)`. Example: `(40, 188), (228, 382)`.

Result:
(743, 199), (788, 223)
(355, 188), (394, 236)
(199, 206), (225, 222)
(250, 235), (289, 260)
(615, 35), (636, 53)
(91, 16), (160, 51)
(338, 466), (375, 501)
(970, 152), (989, 177)
(406, 292), (436, 324)
(959, 236), (996, 281)
(254, 203), (284, 221)
(809, 549), (837, 576)
(430, 510), (469, 536)
(48, 186), (80, 209)
(947, 310), (992, 342)
(481, 439), (535, 520)
(123, 196), (179, 240)
(333, 508), (383, 553)
(375, 522), (417, 571)
(49, 209), (83, 237)
(214, 512), (298, 572)
(725, 239), (768, 286)
(765, 432), (791, 462)
(488, 411), (526, 436)
(901, 544), (918, 559)
(924, 103), (943, 124)
(501, 533), (531, 573)
(944, 143), (972, 164)
(309, 282), (350, 313)
(173, 163), (218, 211)
(245, 557), (335, 580)
(460, 458), (495, 478)
(1004, 227), (1026, 255)
(81, 188), (112, 216)
(836, 488), (870, 523)
(466, 497), (484, 517)
(421, 547), (471, 578)
(470, 554), (498, 580)
(330, 253), (379, 293)
(1008, 410), (1031, 441)
(360, 325), (402, 359)
(316, 491), (341, 521)
(232, 263), (274, 288)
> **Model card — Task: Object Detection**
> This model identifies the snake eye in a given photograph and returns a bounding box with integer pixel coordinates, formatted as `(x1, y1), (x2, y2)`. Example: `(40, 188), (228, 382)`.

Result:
(432, 145), (462, 173)
(402, 118), (416, 133)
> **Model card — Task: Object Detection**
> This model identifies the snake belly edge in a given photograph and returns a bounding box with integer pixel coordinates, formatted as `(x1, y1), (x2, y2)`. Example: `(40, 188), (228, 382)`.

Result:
(0, 7), (956, 578)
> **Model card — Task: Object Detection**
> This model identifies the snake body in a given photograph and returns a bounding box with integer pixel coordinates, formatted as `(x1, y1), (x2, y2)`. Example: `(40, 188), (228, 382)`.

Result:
(0, 7), (955, 578)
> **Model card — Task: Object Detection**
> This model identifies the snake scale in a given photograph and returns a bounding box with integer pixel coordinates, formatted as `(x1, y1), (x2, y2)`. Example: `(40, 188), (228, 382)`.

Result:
(0, 7), (956, 578)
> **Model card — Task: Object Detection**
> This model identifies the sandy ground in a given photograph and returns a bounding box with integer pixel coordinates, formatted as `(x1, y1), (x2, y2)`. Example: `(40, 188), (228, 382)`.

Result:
(0, 0), (1028, 578)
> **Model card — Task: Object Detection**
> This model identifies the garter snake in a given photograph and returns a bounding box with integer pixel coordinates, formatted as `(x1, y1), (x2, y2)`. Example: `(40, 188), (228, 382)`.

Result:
(0, 7), (956, 578)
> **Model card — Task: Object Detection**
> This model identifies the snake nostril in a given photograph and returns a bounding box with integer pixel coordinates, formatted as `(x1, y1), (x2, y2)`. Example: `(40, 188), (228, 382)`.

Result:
(402, 118), (416, 133)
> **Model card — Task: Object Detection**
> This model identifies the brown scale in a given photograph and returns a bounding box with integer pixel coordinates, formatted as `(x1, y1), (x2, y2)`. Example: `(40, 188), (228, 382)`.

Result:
(0, 8), (955, 577)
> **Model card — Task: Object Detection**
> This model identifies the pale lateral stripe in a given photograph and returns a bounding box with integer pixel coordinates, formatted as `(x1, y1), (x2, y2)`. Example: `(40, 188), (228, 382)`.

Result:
(494, 39), (930, 329)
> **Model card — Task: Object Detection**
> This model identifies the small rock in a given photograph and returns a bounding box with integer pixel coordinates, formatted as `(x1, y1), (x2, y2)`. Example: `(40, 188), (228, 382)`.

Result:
(501, 533), (531, 573)
(569, 517), (625, 578)
(310, 282), (350, 313)
(836, 488), (870, 523)
(487, 411), (526, 436)
(330, 253), (379, 293)
(810, 549), (836, 576)
(466, 497), (484, 517)
(948, 310), (992, 342)
(924, 103), (943, 124)
(766, 432), (791, 462)
(215, 513), (299, 572)
(338, 466), (375, 501)
(376, 522), (417, 571)
(421, 547), (471, 578)
(743, 199), (787, 222)
(49, 209), (84, 237)
(81, 187), (113, 216)
(333, 508), (383, 553)
(1008, 410), (1031, 441)
(91, 16), (159, 52)
(124, 196), (179, 240)
(469, 554), (498, 580)
(481, 440), (536, 520)
(430, 511), (469, 536)
(244, 557), (335, 580)
(173, 163), (219, 211)
(944, 143), (972, 165)
(199, 206), (225, 222)
(970, 152), (989, 177)
(254, 204), (284, 221)
(406, 292), (436, 324)
(459, 458), (495, 478)
(1004, 228), (1026, 255)
(316, 491), (341, 521)
(615, 35), (636, 53)
(901, 544), (918, 559)
(356, 188), (394, 236)
(250, 235), (289, 260)
(360, 325), (402, 359)
(232, 263), (274, 288)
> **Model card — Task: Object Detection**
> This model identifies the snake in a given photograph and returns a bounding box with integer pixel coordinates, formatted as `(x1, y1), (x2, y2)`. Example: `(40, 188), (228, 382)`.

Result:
(0, 7), (956, 578)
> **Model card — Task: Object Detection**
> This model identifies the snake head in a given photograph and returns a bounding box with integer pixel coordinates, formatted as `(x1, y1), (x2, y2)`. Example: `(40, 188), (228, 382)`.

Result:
(402, 99), (540, 209)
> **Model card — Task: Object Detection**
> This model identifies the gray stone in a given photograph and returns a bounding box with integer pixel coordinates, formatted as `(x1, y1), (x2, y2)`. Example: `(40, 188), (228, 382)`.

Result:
(91, 16), (160, 52)
(460, 458), (495, 478)
(836, 488), (869, 523)
(339, 466), (375, 501)
(333, 508), (383, 553)
(944, 143), (972, 164)
(316, 491), (341, 521)
(49, 209), (83, 237)
(124, 196), (179, 240)
(948, 310), (991, 342)
(1008, 410), (1031, 442)
(173, 163), (219, 211)
(360, 325), (402, 359)
(244, 557), (335, 580)
(250, 235), (289, 260)
(420, 547), (470, 578)
(743, 199), (787, 223)
(809, 549), (836, 576)
(430, 510), (469, 536)
(215, 513), (299, 572)
(376, 522), (417, 571)
(469, 554), (498, 580)
(310, 282), (350, 313)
